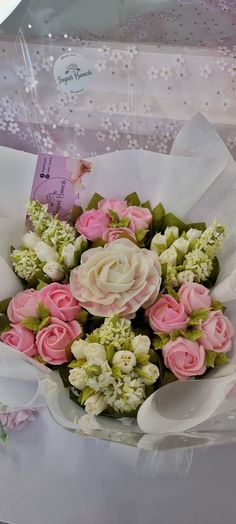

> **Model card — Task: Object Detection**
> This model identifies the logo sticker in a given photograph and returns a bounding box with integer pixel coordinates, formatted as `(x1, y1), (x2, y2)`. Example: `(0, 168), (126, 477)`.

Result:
(53, 53), (93, 93)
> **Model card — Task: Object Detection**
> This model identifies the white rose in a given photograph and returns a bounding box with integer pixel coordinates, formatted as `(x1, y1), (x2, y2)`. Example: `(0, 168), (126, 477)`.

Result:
(62, 243), (76, 268)
(70, 239), (161, 318)
(164, 226), (179, 243)
(137, 363), (159, 385)
(22, 231), (40, 249)
(186, 228), (202, 242)
(132, 335), (150, 355)
(112, 350), (136, 374)
(74, 235), (88, 251)
(173, 237), (189, 254)
(71, 339), (88, 360)
(150, 233), (167, 254)
(177, 270), (195, 285)
(69, 367), (88, 389)
(43, 261), (64, 281)
(85, 343), (107, 365)
(84, 392), (107, 415)
(35, 241), (58, 262)
(159, 246), (177, 265)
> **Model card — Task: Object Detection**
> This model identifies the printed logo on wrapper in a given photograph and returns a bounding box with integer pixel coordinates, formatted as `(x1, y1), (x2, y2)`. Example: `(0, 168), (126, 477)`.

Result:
(53, 53), (93, 93)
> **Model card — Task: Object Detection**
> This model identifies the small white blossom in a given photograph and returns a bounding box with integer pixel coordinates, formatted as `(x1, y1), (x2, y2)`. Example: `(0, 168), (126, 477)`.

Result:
(228, 64), (236, 77)
(35, 241), (58, 263)
(132, 335), (150, 355)
(121, 59), (133, 73)
(126, 46), (138, 58)
(173, 237), (189, 254)
(74, 235), (88, 251)
(71, 339), (88, 360)
(219, 99), (231, 111)
(128, 138), (139, 149)
(177, 270), (195, 285)
(106, 103), (117, 115)
(136, 364), (159, 385)
(75, 124), (85, 136)
(216, 58), (228, 71)
(101, 116), (112, 129)
(151, 233), (167, 254)
(94, 60), (106, 72)
(69, 368), (88, 390)
(8, 122), (19, 135)
(96, 131), (106, 141)
(43, 261), (64, 281)
(22, 231), (40, 249)
(110, 50), (122, 63)
(85, 343), (107, 366)
(186, 228), (202, 242)
(84, 393), (107, 415)
(165, 226), (179, 243)
(62, 243), (75, 268)
(108, 129), (120, 142)
(160, 245), (177, 265)
(112, 350), (136, 374)
(97, 44), (111, 56)
(160, 66), (172, 79)
(147, 66), (159, 80)
(142, 102), (151, 114)
(119, 119), (130, 132)
(119, 102), (130, 114)
(173, 54), (185, 67)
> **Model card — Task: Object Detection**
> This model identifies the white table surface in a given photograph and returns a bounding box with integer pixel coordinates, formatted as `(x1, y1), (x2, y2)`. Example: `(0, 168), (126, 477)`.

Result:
(0, 409), (236, 524)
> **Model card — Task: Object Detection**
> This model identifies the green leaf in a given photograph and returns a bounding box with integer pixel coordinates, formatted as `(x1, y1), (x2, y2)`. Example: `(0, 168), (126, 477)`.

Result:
(136, 353), (150, 366)
(136, 228), (149, 244)
(166, 231), (176, 248)
(39, 317), (51, 330)
(36, 280), (48, 291)
(180, 329), (203, 341)
(186, 222), (206, 232)
(108, 209), (119, 224)
(0, 423), (8, 445)
(204, 257), (220, 288)
(106, 344), (115, 363)
(142, 200), (152, 211)
(155, 332), (170, 346)
(80, 386), (95, 405)
(86, 364), (101, 377)
(71, 205), (83, 224)
(149, 348), (160, 364)
(0, 297), (11, 314)
(76, 309), (89, 324)
(152, 202), (165, 233)
(21, 317), (41, 332)
(0, 314), (10, 334)
(161, 263), (167, 279)
(86, 333), (101, 344)
(125, 192), (141, 207)
(38, 302), (51, 320)
(112, 365), (123, 380)
(162, 371), (177, 386)
(59, 364), (71, 388)
(215, 353), (230, 366)
(162, 213), (186, 234)
(68, 359), (87, 368)
(175, 247), (184, 265)
(91, 238), (105, 248)
(86, 192), (104, 211)
(204, 350), (217, 368)
(167, 287), (179, 302)
(189, 308), (210, 321)
(211, 300), (225, 312)
(119, 217), (130, 228)
(170, 330), (180, 341)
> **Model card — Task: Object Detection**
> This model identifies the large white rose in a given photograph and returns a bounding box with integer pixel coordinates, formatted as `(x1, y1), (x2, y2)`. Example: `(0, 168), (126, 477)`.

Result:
(70, 239), (161, 318)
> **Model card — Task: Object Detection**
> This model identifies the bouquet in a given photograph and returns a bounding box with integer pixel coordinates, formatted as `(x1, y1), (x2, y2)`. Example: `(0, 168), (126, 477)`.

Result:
(0, 189), (234, 418)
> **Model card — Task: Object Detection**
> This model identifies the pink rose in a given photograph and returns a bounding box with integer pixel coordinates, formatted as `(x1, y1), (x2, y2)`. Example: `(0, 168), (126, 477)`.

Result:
(178, 283), (211, 314)
(0, 410), (36, 431)
(147, 295), (188, 334)
(7, 289), (41, 323)
(163, 337), (206, 380)
(1, 324), (37, 357)
(102, 227), (136, 243)
(122, 206), (152, 232)
(98, 198), (127, 215)
(40, 283), (81, 322)
(75, 210), (110, 241)
(36, 317), (82, 365)
(199, 310), (234, 353)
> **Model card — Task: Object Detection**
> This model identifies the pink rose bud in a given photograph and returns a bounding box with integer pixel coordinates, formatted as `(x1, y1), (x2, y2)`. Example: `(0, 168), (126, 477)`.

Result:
(36, 317), (82, 365)
(0, 410), (36, 431)
(199, 310), (234, 353)
(39, 283), (81, 322)
(147, 294), (188, 334)
(163, 337), (206, 380)
(1, 324), (37, 357)
(98, 198), (128, 214)
(178, 282), (211, 314)
(121, 206), (152, 232)
(75, 210), (110, 241)
(7, 289), (41, 323)
(102, 227), (136, 243)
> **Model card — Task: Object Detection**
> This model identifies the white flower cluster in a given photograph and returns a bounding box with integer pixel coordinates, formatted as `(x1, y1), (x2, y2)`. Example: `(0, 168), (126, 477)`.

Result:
(68, 317), (159, 415)
(151, 221), (225, 287)
(11, 201), (88, 283)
